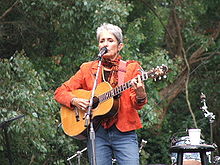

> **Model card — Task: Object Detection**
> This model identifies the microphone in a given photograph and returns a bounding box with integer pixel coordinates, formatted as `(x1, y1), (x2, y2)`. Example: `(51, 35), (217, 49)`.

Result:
(98, 47), (108, 57)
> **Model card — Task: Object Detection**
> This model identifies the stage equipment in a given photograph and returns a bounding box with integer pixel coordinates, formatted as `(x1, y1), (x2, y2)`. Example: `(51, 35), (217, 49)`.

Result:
(67, 147), (87, 165)
(171, 136), (208, 165)
(200, 93), (216, 164)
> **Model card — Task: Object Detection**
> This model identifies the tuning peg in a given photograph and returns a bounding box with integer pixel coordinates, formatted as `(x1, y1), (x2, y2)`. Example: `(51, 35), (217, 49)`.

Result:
(158, 76), (162, 80)
(163, 75), (167, 79)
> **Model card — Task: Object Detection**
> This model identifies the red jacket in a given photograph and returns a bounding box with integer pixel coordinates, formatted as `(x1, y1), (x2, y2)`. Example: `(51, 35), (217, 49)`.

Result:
(54, 60), (147, 132)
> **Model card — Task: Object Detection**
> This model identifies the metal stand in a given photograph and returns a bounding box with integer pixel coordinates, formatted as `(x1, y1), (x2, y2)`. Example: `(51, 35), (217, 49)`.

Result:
(67, 147), (87, 165)
(84, 52), (105, 165)
(0, 114), (25, 165)
(139, 139), (148, 153)
(200, 93), (216, 164)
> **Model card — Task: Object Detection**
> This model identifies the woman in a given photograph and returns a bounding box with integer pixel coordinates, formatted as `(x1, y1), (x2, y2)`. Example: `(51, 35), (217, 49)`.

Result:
(54, 23), (147, 165)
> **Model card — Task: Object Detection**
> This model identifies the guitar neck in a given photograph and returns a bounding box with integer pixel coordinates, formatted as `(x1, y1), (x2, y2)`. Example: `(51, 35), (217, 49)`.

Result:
(98, 74), (148, 103)
(98, 64), (168, 103)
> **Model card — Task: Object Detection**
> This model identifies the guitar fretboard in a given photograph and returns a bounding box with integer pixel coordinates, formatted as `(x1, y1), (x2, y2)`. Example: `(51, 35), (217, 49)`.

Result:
(98, 74), (148, 103)
(97, 64), (168, 103)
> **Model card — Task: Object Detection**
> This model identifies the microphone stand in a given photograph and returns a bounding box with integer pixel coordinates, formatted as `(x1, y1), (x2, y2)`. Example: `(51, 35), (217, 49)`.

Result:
(139, 139), (147, 153)
(200, 93), (215, 164)
(84, 53), (104, 165)
(0, 114), (25, 165)
(67, 147), (87, 165)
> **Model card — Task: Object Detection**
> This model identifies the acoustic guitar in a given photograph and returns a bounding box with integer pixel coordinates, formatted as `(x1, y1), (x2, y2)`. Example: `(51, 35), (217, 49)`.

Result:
(60, 65), (168, 139)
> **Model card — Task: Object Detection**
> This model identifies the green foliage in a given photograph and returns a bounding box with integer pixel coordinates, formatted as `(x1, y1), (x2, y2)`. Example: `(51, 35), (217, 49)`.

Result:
(122, 18), (147, 60)
(137, 49), (177, 128)
(17, 0), (133, 88)
(1, 0), (220, 164)
(0, 51), (81, 164)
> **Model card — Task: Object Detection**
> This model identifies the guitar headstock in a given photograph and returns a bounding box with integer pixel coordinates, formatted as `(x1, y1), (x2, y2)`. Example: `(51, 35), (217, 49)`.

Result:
(141, 64), (169, 81)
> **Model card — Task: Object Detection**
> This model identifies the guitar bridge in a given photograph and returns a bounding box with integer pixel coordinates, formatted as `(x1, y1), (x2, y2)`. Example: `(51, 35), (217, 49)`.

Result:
(74, 108), (80, 122)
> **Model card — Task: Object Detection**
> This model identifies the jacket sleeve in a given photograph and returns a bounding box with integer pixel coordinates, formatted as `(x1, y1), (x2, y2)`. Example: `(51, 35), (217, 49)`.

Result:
(54, 66), (85, 108)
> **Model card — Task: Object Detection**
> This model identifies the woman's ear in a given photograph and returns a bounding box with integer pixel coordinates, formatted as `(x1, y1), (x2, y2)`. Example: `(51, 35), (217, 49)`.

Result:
(118, 43), (124, 52)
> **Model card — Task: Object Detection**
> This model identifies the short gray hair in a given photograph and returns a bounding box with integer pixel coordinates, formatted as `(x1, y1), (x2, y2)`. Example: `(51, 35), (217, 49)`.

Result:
(96, 23), (123, 43)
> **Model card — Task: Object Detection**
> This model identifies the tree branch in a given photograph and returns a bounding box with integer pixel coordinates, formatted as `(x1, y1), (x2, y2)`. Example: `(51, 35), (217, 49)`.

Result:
(189, 22), (220, 64)
(191, 52), (219, 63)
(0, 0), (20, 20)
(182, 47), (198, 128)
(29, 154), (35, 165)
(173, 8), (184, 57)
(160, 21), (220, 117)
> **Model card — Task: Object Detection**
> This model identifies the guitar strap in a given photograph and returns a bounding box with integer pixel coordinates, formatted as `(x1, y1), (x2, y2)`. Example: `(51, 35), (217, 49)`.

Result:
(118, 60), (127, 85)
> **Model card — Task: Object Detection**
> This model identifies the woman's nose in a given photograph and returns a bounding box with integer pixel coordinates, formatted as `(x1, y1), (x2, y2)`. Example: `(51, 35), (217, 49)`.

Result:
(103, 40), (108, 46)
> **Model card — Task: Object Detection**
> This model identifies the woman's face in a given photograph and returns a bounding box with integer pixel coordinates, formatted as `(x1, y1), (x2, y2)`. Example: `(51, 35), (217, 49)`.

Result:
(98, 30), (123, 60)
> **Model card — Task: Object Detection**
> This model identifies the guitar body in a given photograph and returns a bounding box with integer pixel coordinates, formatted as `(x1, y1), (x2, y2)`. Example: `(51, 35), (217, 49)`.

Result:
(60, 82), (119, 139)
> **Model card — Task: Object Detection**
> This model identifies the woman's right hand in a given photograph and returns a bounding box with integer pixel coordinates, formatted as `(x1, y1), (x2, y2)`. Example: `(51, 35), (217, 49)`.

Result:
(71, 97), (90, 111)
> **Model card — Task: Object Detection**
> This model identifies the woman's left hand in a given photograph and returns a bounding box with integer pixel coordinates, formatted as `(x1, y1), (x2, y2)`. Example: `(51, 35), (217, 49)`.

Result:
(131, 75), (147, 99)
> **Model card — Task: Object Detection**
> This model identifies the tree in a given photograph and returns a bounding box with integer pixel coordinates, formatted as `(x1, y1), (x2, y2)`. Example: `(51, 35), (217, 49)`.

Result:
(0, 0), (219, 164)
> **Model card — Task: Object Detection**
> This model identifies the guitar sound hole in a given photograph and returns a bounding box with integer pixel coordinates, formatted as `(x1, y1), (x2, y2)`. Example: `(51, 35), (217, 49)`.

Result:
(92, 96), (99, 109)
